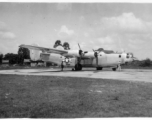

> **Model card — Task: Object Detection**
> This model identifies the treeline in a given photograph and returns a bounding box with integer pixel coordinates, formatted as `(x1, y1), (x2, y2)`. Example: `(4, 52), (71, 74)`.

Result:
(123, 58), (152, 68)
(0, 47), (30, 65)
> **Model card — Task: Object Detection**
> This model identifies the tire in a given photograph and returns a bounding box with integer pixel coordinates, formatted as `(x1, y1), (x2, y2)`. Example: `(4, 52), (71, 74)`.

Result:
(112, 68), (117, 71)
(75, 64), (82, 71)
(96, 67), (102, 70)
(99, 67), (102, 70)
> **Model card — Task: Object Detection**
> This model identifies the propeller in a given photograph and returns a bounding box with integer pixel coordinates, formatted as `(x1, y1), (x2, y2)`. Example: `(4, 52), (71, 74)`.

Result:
(78, 43), (88, 57)
(77, 43), (84, 66)
(93, 49), (98, 67)
(78, 43), (83, 56)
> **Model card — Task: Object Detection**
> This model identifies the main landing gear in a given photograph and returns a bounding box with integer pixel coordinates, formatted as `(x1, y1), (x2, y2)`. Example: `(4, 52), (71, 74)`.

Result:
(74, 63), (82, 71)
(112, 68), (117, 71)
(61, 61), (64, 71)
(96, 67), (102, 70)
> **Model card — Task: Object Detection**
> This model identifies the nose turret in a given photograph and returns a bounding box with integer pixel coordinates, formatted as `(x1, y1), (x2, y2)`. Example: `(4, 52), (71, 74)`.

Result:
(125, 52), (137, 63)
(120, 52), (137, 65)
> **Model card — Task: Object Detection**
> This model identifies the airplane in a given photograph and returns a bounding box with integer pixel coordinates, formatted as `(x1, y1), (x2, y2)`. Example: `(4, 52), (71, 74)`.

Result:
(19, 43), (136, 71)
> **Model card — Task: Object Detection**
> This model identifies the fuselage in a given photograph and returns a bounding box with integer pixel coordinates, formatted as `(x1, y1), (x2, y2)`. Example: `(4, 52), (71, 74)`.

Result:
(39, 50), (133, 68)
(20, 43), (135, 71)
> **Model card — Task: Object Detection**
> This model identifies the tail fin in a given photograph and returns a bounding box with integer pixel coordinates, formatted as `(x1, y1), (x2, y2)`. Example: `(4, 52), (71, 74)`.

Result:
(29, 44), (42, 61)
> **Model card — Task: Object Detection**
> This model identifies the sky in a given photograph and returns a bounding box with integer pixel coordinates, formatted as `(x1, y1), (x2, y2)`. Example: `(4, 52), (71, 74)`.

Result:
(0, 2), (152, 60)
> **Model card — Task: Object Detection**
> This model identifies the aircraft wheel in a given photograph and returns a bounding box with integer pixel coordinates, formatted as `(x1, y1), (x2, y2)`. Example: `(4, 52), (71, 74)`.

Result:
(112, 68), (117, 71)
(96, 67), (102, 70)
(99, 67), (102, 70)
(75, 64), (82, 71)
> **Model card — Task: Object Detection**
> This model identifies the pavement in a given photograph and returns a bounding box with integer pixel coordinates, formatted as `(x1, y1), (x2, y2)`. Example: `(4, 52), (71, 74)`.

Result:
(0, 68), (152, 83)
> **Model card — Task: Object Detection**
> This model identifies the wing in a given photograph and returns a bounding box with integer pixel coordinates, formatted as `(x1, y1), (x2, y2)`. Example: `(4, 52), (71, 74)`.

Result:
(19, 44), (68, 55)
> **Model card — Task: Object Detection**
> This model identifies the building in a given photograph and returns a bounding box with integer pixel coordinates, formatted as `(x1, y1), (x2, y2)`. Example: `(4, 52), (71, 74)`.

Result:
(24, 59), (31, 66)
(2, 60), (9, 67)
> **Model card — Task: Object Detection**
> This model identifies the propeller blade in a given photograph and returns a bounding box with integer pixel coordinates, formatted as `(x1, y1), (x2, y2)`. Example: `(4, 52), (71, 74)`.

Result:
(78, 43), (81, 50)
(96, 56), (98, 67)
(78, 43), (82, 56)
(92, 49), (95, 52)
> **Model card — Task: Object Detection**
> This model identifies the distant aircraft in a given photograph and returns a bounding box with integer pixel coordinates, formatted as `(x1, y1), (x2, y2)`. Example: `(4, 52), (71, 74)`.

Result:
(19, 44), (136, 71)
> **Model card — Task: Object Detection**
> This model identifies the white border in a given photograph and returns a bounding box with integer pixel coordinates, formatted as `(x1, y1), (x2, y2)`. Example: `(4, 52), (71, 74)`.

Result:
(0, 0), (152, 3)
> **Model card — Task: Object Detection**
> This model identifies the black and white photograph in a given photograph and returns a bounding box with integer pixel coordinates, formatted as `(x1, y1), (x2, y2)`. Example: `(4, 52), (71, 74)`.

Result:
(1, 0), (152, 118)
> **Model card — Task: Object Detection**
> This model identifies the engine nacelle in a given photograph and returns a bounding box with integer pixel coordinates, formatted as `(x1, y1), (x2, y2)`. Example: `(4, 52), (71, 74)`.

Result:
(66, 50), (80, 57)
(84, 52), (95, 58)
(122, 53), (134, 63)
(66, 50), (95, 58)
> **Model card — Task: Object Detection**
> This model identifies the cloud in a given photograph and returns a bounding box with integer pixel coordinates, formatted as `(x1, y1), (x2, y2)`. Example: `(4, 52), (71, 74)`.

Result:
(89, 12), (152, 56)
(73, 12), (152, 56)
(95, 36), (120, 50)
(0, 21), (17, 54)
(0, 21), (16, 40)
(79, 16), (85, 22)
(0, 39), (18, 54)
(84, 32), (89, 37)
(100, 12), (150, 34)
(58, 25), (74, 37)
(0, 21), (7, 31)
(0, 31), (16, 39)
(98, 36), (114, 44)
(56, 3), (72, 11)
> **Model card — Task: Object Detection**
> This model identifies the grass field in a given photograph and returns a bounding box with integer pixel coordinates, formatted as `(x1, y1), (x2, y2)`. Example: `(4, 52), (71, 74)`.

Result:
(1, 74), (152, 118)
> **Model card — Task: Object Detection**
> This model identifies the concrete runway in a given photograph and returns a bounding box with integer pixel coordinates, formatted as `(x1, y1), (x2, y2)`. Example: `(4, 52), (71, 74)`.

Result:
(0, 68), (152, 83)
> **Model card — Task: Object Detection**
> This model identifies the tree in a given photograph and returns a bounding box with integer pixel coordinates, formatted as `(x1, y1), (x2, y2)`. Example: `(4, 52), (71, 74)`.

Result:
(63, 42), (70, 50)
(140, 58), (151, 67)
(3, 53), (18, 64)
(18, 47), (30, 65)
(0, 54), (3, 64)
(53, 40), (62, 48)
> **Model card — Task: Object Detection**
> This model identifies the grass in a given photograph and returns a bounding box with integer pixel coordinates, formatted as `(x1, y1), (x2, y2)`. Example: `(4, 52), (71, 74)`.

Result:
(0, 74), (152, 118)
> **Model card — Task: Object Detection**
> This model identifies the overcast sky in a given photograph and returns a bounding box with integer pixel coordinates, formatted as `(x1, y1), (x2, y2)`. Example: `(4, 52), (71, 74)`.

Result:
(0, 2), (152, 60)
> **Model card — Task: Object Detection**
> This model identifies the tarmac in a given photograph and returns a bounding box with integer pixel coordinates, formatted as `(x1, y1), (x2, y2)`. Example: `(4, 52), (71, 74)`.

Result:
(0, 68), (152, 83)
